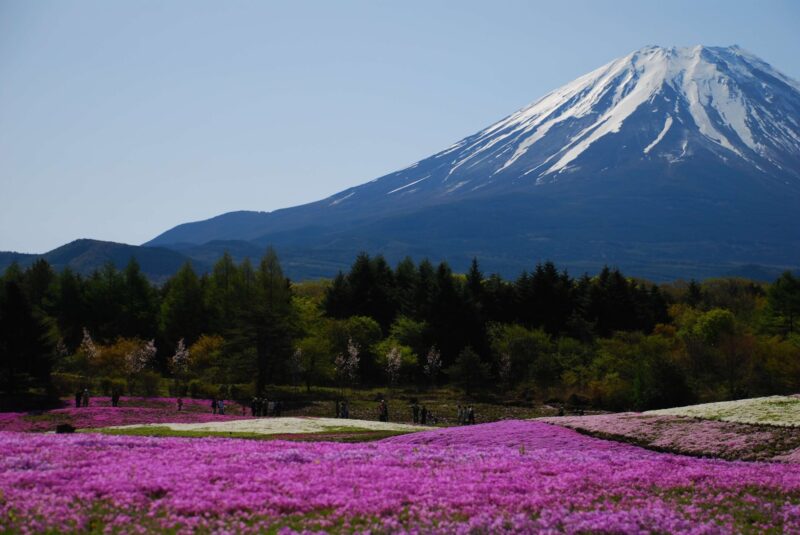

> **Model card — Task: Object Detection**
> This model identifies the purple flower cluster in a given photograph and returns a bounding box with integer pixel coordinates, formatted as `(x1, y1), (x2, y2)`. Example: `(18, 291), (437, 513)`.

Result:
(2, 421), (800, 533)
(541, 413), (800, 461)
(0, 397), (250, 432)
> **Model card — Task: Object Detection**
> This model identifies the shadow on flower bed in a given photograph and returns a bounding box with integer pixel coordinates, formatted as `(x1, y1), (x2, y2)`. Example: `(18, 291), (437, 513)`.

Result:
(540, 413), (800, 462)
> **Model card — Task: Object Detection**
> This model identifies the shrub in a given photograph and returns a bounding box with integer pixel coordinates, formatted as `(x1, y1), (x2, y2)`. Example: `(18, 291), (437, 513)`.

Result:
(98, 376), (114, 396)
(50, 373), (83, 396)
(188, 380), (217, 400)
(129, 371), (161, 397)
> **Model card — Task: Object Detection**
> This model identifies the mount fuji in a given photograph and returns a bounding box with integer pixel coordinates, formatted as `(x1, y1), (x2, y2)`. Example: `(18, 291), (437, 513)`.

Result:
(146, 45), (800, 280)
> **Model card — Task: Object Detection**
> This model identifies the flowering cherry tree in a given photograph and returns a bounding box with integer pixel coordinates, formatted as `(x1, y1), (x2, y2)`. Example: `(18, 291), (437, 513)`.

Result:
(335, 338), (360, 396)
(386, 346), (402, 387)
(79, 328), (100, 361)
(171, 339), (189, 376)
(124, 340), (156, 393)
(126, 340), (156, 375)
(78, 328), (100, 379)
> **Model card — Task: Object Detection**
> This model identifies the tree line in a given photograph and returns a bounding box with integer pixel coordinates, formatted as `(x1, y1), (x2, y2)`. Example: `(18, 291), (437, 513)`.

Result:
(1, 249), (799, 411)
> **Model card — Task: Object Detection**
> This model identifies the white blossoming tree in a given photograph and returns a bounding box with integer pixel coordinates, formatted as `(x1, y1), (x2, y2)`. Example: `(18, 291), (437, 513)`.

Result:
(78, 328), (100, 379)
(335, 337), (360, 398)
(385, 346), (402, 388)
(171, 339), (189, 393)
(123, 339), (156, 393)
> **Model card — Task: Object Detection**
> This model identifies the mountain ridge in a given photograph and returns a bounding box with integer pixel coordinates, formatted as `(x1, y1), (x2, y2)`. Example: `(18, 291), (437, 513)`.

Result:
(0, 239), (209, 284)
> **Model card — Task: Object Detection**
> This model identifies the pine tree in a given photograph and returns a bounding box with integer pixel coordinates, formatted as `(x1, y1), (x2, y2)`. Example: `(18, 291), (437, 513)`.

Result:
(767, 271), (800, 335)
(249, 247), (294, 393)
(0, 280), (54, 395)
(160, 263), (206, 347)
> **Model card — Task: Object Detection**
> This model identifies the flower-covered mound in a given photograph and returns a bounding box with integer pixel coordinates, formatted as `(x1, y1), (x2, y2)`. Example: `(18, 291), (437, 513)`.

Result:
(3, 421), (800, 533)
(539, 413), (800, 462)
(0, 397), (251, 433)
(107, 416), (427, 435)
(647, 395), (800, 427)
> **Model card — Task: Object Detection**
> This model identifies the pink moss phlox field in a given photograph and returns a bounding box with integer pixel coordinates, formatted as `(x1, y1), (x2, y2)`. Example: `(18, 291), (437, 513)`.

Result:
(541, 413), (800, 462)
(3, 421), (800, 533)
(0, 397), (251, 432)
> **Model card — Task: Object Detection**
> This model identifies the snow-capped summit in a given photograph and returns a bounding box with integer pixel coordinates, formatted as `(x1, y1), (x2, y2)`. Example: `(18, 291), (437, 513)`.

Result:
(327, 45), (800, 205)
(147, 46), (800, 281)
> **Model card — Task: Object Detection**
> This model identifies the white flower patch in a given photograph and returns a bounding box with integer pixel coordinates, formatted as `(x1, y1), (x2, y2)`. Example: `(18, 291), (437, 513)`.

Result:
(106, 416), (428, 435)
(647, 395), (800, 427)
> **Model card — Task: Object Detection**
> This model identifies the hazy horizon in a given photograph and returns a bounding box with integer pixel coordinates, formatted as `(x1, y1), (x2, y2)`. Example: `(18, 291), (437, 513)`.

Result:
(2, 0), (800, 253)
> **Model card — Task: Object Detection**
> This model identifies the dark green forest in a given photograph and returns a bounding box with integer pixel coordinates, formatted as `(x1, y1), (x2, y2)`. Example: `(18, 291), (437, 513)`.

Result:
(2, 248), (799, 411)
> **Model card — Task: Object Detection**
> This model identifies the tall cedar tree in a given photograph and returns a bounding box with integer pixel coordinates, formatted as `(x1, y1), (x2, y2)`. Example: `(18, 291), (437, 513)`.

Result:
(0, 280), (54, 395)
(250, 248), (294, 393)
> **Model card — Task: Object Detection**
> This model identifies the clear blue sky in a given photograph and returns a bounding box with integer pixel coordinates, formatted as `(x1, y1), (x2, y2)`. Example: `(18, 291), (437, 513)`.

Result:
(2, 0), (799, 253)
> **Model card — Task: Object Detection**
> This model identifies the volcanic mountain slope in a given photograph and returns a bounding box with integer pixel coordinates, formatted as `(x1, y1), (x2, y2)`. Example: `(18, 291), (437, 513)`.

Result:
(142, 45), (800, 279)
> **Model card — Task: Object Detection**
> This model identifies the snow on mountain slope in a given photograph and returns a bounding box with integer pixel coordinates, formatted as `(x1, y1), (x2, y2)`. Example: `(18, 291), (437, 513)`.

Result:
(147, 45), (800, 250)
(323, 45), (800, 206)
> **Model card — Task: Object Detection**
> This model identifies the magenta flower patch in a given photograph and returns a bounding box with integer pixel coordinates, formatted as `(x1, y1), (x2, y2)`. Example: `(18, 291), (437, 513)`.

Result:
(2, 421), (800, 533)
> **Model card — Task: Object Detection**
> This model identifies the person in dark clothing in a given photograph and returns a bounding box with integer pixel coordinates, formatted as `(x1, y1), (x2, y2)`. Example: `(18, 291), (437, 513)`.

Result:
(111, 390), (121, 407)
(467, 405), (475, 425)
(250, 397), (257, 417)
(420, 405), (428, 425)
(412, 403), (420, 424)
(211, 398), (218, 414)
(335, 400), (341, 418)
(341, 400), (349, 419)
(75, 390), (83, 408)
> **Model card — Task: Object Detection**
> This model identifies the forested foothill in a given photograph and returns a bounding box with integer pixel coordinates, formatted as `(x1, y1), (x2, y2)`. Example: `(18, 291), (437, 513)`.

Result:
(1, 248), (799, 412)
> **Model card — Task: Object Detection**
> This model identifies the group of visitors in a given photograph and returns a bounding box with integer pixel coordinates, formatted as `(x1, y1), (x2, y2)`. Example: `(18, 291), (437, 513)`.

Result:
(456, 404), (476, 425)
(210, 398), (226, 415)
(74, 388), (90, 408)
(250, 397), (283, 417)
(335, 400), (350, 418)
(410, 402), (435, 425)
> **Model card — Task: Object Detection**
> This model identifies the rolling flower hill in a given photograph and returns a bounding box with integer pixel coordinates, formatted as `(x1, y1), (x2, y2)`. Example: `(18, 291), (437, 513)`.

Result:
(541, 395), (800, 461)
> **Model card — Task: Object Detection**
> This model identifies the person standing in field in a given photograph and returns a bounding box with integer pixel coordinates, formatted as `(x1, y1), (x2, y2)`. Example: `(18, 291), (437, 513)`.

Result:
(211, 398), (218, 414)
(75, 389), (82, 408)
(420, 405), (428, 425)
(177, 397), (183, 411)
(82, 389), (90, 407)
(218, 399), (225, 415)
(468, 405), (475, 425)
